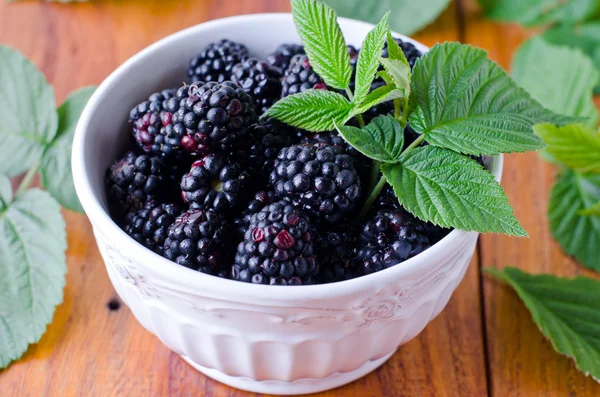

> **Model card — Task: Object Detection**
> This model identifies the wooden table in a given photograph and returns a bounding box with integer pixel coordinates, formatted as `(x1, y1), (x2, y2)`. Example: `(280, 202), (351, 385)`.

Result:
(1, 0), (599, 396)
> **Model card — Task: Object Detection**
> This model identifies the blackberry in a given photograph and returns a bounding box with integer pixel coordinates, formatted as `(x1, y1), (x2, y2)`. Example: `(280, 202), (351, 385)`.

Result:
(163, 209), (227, 275)
(270, 144), (362, 222)
(267, 43), (305, 72)
(232, 201), (318, 285)
(105, 151), (167, 219)
(172, 81), (257, 156)
(181, 154), (251, 215)
(129, 89), (181, 159)
(282, 54), (327, 97)
(315, 226), (358, 283)
(232, 190), (276, 238)
(188, 39), (249, 83)
(123, 200), (181, 255)
(356, 210), (431, 275)
(383, 38), (422, 68)
(231, 58), (283, 115)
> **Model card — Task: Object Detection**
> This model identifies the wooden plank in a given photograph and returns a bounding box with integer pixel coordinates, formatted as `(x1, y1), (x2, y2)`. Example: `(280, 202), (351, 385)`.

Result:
(0, 1), (488, 396)
(460, 1), (600, 395)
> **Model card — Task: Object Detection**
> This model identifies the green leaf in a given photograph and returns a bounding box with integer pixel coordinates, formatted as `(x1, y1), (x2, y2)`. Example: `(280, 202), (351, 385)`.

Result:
(354, 84), (404, 114)
(380, 57), (411, 95)
(382, 146), (527, 236)
(478, 0), (600, 27)
(0, 188), (67, 369)
(485, 267), (600, 382)
(580, 201), (600, 216)
(262, 89), (354, 132)
(549, 170), (600, 271)
(512, 37), (599, 129)
(0, 174), (12, 208)
(40, 87), (95, 213)
(0, 46), (57, 178)
(325, 0), (451, 35)
(409, 42), (576, 156)
(386, 31), (409, 64)
(353, 12), (390, 105)
(291, 0), (352, 90)
(335, 115), (404, 162)
(534, 124), (600, 174)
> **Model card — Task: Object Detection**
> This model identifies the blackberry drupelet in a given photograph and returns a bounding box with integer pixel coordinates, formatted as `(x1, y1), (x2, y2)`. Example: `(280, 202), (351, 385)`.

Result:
(188, 39), (249, 83)
(163, 209), (227, 275)
(230, 58), (283, 115)
(269, 144), (362, 222)
(315, 226), (358, 283)
(266, 43), (305, 72)
(105, 151), (167, 219)
(281, 54), (327, 97)
(232, 201), (318, 285)
(181, 154), (251, 215)
(382, 38), (422, 68)
(124, 200), (182, 255)
(232, 190), (276, 238)
(172, 81), (257, 156)
(356, 210), (431, 275)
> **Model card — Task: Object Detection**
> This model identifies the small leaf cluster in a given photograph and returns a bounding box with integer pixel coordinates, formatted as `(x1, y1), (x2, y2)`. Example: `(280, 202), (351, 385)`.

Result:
(0, 45), (95, 369)
(264, 0), (574, 237)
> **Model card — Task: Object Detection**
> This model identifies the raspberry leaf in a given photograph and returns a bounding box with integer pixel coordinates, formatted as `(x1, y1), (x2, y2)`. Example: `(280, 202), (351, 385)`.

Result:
(477, 0), (600, 27)
(512, 37), (599, 129)
(386, 31), (409, 64)
(549, 171), (600, 271)
(291, 0), (352, 90)
(485, 267), (600, 382)
(580, 201), (600, 216)
(262, 89), (354, 132)
(409, 42), (577, 156)
(382, 146), (527, 236)
(325, 0), (450, 35)
(40, 87), (95, 213)
(335, 115), (404, 162)
(353, 12), (390, 104)
(354, 84), (404, 114)
(380, 57), (411, 95)
(0, 46), (57, 178)
(0, 174), (12, 208)
(0, 188), (67, 369)
(534, 124), (600, 174)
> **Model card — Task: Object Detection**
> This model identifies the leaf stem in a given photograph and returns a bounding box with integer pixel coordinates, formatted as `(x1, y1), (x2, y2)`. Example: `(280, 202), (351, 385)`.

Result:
(16, 161), (39, 197)
(402, 134), (425, 155)
(400, 97), (409, 127)
(344, 87), (354, 102)
(394, 98), (401, 122)
(356, 114), (366, 128)
(369, 160), (382, 191)
(359, 174), (387, 219)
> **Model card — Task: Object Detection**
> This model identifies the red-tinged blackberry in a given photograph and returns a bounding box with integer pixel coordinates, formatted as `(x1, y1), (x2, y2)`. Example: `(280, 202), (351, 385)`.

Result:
(232, 190), (276, 238)
(382, 38), (422, 68)
(181, 154), (251, 215)
(188, 39), (249, 83)
(267, 43), (305, 72)
(123, 200), (182, 255)
(355, 210), (431, 275)
(269, 144), (362, 222)
(231, 58), (283, 115)
(105, 151), (167, 219)
(315, 226), (358, 283)
(163, 209), (227, 275)
(281, 54), (327, 97)
(172, 81), (257, 156)
(232, 201), (318, 285)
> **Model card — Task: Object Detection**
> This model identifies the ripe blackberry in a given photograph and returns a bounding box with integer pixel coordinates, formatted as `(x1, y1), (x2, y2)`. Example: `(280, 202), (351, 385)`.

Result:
(315, 226), (358, 283)
(232, 201), (318, 285)
(163, 209), (227, 275)
(129, 89), (181, 158)
(382, 38), (422, 68)
(270, 144), (362, 222)
(267, 43), (305, 72)
(123, 200), (181, 255)
(232, 190), (276, 238)
(281, 54), (327, 97)
(105, 151), (167, 219)
(181, 154), (251, 215)
(356, 210), (431, 275)
(230, 58), (283, 115)
(188, 39), (249, 83)
(172, 81), (257, 156)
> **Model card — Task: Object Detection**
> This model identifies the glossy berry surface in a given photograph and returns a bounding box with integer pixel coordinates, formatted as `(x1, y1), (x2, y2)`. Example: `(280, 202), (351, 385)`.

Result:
(231, 58), (282, 115)
(266, 43), (305, 72)
(188, 39), (249, 83)
(124, 200), (182, 254)
(281, 54), (327, 97)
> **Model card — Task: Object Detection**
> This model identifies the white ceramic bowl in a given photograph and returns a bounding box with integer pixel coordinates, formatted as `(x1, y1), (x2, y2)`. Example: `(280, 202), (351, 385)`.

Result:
(73, 13), (503, 395)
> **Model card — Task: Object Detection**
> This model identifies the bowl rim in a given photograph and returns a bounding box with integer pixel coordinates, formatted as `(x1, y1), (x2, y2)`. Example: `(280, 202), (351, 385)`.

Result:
(72, 12), (503, 301)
